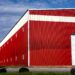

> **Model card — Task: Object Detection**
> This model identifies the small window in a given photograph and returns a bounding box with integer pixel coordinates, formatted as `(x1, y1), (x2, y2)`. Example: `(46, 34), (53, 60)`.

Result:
(11, 38), (12, 42)
(7, 42), (8, 45)
(16, 34), (18, 38)
(7, 59), (8, 62)
(22, 27), (24, 32)
(10, 58), (12, 62)
(22, 54), (24, 60)
(4, 59), (5, 63)
(15, 56), (17, 61)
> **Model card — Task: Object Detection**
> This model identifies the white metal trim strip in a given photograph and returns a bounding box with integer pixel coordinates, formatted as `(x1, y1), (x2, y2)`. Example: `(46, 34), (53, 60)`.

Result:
(30, 15), (75, 23)
(28, 11), (30, 66)
(71, 35), (75, 66)
(29, 8), (75, 10)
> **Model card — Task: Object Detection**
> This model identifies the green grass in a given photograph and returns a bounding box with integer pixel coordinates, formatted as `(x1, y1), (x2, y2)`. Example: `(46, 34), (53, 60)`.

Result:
(0, 72), (71, 75)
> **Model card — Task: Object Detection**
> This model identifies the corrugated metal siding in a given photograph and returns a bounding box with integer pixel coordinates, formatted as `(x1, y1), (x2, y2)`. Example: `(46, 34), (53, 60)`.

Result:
(29, 9), (75, 16)
(1, 9), (75, 67)
(29, 20), (75, 66)
(0, 22), (28, 66)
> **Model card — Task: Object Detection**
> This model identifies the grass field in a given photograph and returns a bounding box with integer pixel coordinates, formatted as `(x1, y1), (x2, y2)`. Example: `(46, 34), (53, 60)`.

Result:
(0, 72), (71, 75)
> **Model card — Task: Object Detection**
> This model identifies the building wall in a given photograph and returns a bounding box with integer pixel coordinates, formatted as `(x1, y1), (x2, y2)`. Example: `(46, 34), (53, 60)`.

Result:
(0, 22), (28, 66)
(0, 9), (75, 67)
(29, 9), (75, 66)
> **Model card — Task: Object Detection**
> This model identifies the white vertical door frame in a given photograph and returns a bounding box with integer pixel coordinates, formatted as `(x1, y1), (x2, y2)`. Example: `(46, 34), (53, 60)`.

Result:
(71, 35), (75, 66)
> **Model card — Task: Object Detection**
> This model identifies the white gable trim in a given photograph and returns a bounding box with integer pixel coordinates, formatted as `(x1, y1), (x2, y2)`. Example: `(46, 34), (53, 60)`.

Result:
(0, 11), (29, 47)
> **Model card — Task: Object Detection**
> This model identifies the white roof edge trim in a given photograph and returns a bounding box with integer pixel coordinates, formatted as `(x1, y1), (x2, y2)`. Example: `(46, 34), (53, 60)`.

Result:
(30, 15), (75, 23)
(0, 11), (29, 47)
(29, 8), (75, 10)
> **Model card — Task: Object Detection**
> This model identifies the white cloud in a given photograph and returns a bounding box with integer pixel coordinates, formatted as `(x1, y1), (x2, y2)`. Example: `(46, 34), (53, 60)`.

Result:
(0, 5), (27, 13)
(48, 0), (68, 4)
(47, 0), (69, 6)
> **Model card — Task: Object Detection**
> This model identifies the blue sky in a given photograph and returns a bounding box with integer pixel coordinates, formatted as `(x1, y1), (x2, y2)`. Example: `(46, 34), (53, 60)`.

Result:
(0, 0), (75, 41)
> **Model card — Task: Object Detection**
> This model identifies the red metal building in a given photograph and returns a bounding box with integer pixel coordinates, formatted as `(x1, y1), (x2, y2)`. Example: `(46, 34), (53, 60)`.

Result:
(0, 9), (75, 67)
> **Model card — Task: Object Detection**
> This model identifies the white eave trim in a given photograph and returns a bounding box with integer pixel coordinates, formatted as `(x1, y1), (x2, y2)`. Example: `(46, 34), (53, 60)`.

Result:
(0, 11), (29, 47)
(30, 15), (75, 23)
(29, 8), (75, 10)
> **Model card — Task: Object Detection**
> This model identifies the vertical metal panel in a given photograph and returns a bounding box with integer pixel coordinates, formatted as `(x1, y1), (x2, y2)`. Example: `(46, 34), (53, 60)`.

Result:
(30, 19), (75, 66)
(0, 22), (28, 66)
(10, 22), (28, 66)
(29, 9), (75, 16)
(29, 10), (75, 66)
